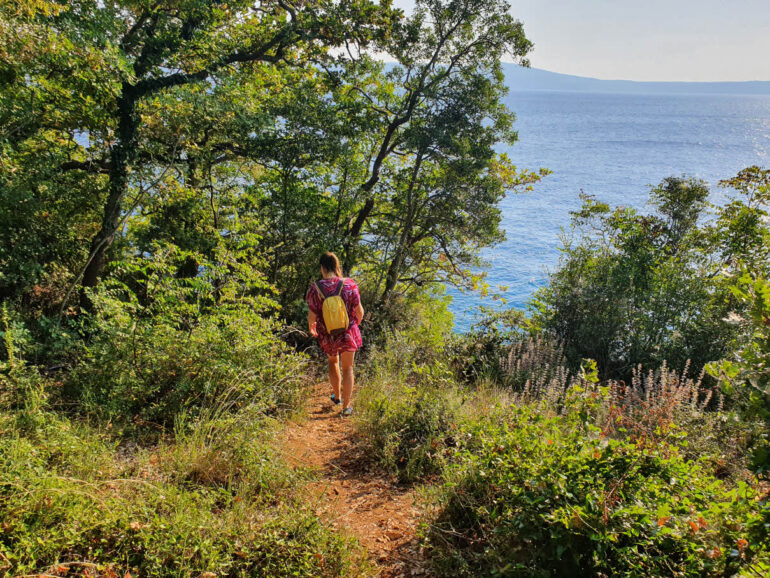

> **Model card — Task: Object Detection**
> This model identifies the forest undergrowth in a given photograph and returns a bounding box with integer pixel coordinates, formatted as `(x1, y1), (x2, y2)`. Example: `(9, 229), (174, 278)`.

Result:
(354, 326), (770, 577)
(2, 1), (770, 576)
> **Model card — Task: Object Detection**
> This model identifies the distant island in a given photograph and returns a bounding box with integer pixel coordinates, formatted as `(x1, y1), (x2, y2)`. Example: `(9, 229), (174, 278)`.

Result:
(503, 64), (770, 95)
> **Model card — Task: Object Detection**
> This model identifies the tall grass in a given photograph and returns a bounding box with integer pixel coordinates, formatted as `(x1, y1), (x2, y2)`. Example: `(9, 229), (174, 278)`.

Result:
(353, 331), (767, 575)
(0, 305), (369, 576)
(0, 397), (368, 576)
(500, 335), (570, 391)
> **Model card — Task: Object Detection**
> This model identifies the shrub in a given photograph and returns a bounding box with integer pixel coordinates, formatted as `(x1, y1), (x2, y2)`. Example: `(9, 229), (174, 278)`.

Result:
(353, 303), (492, 481)
(708, 272), (770, 556)
(427, 389), (762, 577)
(0, 404), (366, 576)
(449, 308), (530, 384)
(0, 303), (50, 428)
(606, 363), (764, 484)
(529, 174), (763, 379)
(708, 273), (770, 478)
(364, 288), (456, 360)
(599, 362), (716, 440)
(355, 374), (463, 484)
(63, 246), (307, 429)
(506, 359), (757, 482)
(356, 329), (463, 483)
(500, 336), (571, 392)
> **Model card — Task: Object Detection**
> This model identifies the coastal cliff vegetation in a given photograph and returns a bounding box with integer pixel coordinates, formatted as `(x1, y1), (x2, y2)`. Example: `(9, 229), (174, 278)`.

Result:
(1, 0), (769, 576)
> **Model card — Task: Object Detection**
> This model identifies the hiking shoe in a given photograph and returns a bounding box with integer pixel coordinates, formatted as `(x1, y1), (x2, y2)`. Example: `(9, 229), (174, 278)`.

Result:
(340, 407), (353, 417)
(330, 394), (341, 405)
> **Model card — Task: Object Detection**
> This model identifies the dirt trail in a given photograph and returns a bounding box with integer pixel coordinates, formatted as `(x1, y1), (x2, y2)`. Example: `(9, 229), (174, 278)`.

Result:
(283, 383), (431, 577)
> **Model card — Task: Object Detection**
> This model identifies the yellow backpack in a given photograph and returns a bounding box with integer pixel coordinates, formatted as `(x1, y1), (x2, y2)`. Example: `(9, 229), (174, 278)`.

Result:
(315, 279), (350, 336)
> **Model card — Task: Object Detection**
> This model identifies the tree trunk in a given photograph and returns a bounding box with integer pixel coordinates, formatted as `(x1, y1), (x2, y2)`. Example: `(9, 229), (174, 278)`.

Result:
(381, 246), (407, 304)
(379, 150), (424, 304)
(342, 197), (375, 273)
(82, 88), (139, 289)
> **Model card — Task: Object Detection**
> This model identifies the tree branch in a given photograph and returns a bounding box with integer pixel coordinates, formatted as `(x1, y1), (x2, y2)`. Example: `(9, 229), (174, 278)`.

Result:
(60, 159), (110, 174)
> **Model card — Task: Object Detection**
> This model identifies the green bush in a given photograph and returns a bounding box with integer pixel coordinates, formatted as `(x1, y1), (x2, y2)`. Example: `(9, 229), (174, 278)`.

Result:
(530, 173), (766, 379)
(0, 405), (366, 576)
(355, 375), (463, 484)
(1, 304), (52, 430)
(427, 388), (762, 577)
(353, 316), (471, 483)
(63, 246), (307, 429)
(356, 335), (461, 483)
(708, 272), (770, 556)
(708, 273), (770, 478)
(448, 308), (531, 384)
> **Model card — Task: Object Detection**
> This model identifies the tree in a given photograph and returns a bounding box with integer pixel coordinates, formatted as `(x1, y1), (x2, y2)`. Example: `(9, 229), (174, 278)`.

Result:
(224, 0), (537, 320)
(333, 0), (533, 270)
(3, 0), (540, 337)
(1, 0), (397, 296)
(711, 166), (770, 273)
(1, 1), (118, 304)
(532, 176), (749, 377)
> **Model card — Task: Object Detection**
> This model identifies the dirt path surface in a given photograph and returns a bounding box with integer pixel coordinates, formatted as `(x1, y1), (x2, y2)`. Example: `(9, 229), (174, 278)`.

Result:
(283, 383), (431, 577)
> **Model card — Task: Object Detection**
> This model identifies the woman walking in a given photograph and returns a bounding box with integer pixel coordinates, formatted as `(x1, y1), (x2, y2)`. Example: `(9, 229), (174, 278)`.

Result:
(306, 252), (364, 416)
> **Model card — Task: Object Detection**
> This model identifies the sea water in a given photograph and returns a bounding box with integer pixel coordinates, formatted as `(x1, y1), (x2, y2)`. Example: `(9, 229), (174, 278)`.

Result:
(448, 91), (770, 330)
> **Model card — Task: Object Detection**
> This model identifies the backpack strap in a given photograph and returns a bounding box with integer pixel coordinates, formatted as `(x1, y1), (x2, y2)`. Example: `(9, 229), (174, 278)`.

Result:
(315, 279), (345, 300)
(313, 281), (328, 301)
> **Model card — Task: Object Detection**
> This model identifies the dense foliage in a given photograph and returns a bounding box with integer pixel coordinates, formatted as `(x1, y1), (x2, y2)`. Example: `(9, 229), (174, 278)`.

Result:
(431, 403), (758, 577)
(706, 272), (770, 556)
(3, 1), (770, 576)
(354, 327), (768, 576)
(0, 0), (538, 332)
(531, 169), (770, 379)
(67, 245), (307, 427)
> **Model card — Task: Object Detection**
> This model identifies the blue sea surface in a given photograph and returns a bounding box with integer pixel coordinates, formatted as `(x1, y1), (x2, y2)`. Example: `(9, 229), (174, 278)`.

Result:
(448, 91), (770, 330)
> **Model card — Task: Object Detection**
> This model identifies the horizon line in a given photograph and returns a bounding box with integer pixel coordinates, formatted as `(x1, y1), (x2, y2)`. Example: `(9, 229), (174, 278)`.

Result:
(506, 64), (770, 85)
(376, 58), (770, 84)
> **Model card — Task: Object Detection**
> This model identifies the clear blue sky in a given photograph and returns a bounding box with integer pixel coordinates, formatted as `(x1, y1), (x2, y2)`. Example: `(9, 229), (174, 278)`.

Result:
(392, 0), (770, 82)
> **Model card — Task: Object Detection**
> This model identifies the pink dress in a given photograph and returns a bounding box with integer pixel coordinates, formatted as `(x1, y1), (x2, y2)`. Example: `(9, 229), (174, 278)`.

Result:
(306, 277), (363, 356)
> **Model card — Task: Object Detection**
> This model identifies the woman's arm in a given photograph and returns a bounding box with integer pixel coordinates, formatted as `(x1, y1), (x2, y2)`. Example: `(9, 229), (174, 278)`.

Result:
(354, 302), (364, 324)
(308, 309), (318, 337)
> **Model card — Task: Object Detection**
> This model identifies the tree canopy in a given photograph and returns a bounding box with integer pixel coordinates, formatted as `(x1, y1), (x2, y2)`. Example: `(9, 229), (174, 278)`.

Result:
(1, 0), (538, 326)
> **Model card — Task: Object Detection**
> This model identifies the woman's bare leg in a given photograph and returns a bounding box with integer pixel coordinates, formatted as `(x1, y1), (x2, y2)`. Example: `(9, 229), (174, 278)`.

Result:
(328, 355), (341, 399)
(340, 351), (356, 409)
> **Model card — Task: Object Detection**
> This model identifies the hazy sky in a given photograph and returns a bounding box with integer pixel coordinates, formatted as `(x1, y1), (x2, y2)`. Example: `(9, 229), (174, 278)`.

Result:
(392, 0), (770, 82)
